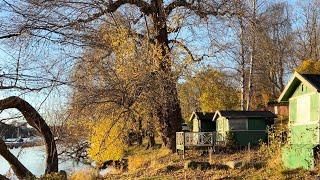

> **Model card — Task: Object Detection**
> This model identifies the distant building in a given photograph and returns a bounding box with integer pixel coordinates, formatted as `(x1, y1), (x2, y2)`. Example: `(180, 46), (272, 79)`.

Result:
(267, 101), (288, 117)
(0, 122), (36, 139)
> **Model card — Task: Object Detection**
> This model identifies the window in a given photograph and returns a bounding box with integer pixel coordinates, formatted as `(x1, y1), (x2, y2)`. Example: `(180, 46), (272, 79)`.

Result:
(301, 85), (304, 92)
(229, 119), (247, 130)
(296, 96), (310, 124)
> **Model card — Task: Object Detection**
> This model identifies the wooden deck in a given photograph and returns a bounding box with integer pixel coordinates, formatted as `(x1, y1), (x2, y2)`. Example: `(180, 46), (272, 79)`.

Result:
(176, 130), (268, 153)
(176, 132), (221, 151)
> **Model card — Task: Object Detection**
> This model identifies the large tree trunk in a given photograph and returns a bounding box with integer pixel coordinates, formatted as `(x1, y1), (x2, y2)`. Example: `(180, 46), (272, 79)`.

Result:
(151, 0), (182, 152)
(0, 96), (58, 175)
(157, 79), (182, 151)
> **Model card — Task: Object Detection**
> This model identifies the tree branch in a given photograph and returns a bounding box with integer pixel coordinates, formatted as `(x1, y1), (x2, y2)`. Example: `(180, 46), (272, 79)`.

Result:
(106, 0), (152, 14)
(68, 0), (152, 27)
(0, 138), (35, 179)
(0, 33), (21, 39)
(0, 96), (58, 174)
(165, 0), (236, 18)
(169, 39), (206, 62)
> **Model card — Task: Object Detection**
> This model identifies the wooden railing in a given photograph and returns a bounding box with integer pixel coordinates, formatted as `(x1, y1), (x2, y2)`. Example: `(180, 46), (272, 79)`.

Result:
(176, 130), (268, 151)
(176, 132), (220, 151)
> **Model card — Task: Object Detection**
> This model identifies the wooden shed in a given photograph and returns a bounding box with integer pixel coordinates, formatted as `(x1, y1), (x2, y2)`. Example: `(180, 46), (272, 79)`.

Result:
(213, 110), (276, 146)
(278, 72), (320, 169)
(190, 112), (215, 132)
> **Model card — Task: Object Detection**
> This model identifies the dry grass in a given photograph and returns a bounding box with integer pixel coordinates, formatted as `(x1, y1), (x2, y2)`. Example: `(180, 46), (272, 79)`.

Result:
(75, 130), (320, 179)
(70, 168), (99, 180)
(91, 147), (320, 179)
(127, 147), (171, 173)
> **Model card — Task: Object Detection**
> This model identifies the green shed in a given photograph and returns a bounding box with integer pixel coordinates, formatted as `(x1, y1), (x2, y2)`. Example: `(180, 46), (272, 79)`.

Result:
(190, 112), (215, 132)
(213, 110), (276, 146)
(278, 72), (320, 169)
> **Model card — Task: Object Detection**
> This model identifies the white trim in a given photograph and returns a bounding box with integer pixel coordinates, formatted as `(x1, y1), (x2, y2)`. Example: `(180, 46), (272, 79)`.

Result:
(212, 110), (221, 122)
(278, 71), (318, 102)
(278, 72), (297, 102)
(291, 121), (319, 126)
(189, 111), (197, 122)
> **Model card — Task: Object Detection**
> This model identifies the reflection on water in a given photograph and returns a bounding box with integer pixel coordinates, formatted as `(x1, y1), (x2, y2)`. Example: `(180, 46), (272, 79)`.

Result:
(0, 146), (89, 177)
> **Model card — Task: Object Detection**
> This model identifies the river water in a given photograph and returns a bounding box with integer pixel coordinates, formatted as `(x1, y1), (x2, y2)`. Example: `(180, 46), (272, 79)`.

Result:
(0, 146), (90, 178)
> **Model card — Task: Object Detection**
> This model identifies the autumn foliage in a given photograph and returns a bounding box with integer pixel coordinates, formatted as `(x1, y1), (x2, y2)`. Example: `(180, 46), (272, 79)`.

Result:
(88, 116), (127, 163)
(296, 59), (320, 74)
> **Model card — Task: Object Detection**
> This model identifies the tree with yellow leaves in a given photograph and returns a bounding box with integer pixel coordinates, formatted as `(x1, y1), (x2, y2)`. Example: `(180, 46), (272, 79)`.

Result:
(179, 68), (240, 121)
(88, 115), (127, 163)
(68, 24), (168, 162)
(296, 59), (320, 74)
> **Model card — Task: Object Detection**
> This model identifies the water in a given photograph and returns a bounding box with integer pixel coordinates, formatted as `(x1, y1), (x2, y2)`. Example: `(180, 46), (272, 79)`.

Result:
(0, 146), (90, 177)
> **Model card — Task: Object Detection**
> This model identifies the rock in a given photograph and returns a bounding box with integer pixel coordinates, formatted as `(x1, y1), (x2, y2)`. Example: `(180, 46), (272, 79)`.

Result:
(184, 160), (211, 170)
(197, 162), (211, 170)
(164, 165), (180, 172)
(184, 160), (198, 170)
(224, 160), (244, 169)
(212, 163), (229, 170)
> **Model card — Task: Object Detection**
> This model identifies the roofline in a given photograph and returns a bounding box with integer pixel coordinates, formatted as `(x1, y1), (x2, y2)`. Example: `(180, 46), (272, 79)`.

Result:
(278, 71), (318, 102)
(189, 111), (197, 122)
(212, 110), (276, 119)
(212, 110), (221, 122)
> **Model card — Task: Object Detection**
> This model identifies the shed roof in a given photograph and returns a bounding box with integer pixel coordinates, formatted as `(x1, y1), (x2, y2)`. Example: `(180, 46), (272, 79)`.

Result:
(300, 74), (320, 90)
(278, 72), (320, 102)
(189, 111), (215, 122)
(213, 110), (276, 121)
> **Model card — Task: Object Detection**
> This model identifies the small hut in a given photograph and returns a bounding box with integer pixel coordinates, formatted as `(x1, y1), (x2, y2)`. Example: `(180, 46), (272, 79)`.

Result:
(189, 112), (215, 132)
(213, 110), (276, 146)
(278, 72), (320, 169)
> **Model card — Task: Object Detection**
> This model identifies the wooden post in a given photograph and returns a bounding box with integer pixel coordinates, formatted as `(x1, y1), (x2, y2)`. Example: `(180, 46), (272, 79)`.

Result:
(209, 147), (213, 163)
(183, 132), (185, 159)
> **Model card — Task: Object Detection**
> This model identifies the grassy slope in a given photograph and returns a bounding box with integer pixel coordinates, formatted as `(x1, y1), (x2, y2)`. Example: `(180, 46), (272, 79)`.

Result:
(102, 145), (320, 180)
